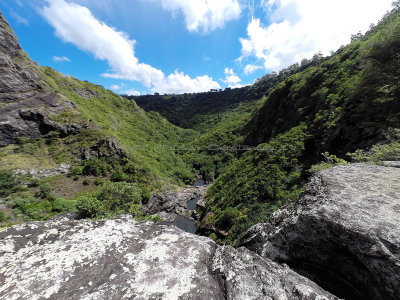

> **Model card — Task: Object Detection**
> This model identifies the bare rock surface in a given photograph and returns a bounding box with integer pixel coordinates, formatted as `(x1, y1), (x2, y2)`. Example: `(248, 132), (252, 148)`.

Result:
(211, 246), (338, 300)
(0, 216), (223, 300)
(238, 164), (400, 300)
(0, 11), (84, 145)
(146, 184), (209, 219)
(0, 216), (337, 300)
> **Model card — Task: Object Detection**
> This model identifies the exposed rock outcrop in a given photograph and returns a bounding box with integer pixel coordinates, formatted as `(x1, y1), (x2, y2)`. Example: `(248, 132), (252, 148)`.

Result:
(146, 184), (209, 218)
(0, 216), (337, 300)
(0, 11), (84, 146)
(14, 163), (71, 178)
(238, 164), (400, 300)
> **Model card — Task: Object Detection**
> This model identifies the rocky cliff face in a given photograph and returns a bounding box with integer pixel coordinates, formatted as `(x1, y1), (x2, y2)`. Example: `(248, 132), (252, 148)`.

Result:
(0, 12), (84, 146)
(0, 216), (337, 300)
(238, 164), (400, 300)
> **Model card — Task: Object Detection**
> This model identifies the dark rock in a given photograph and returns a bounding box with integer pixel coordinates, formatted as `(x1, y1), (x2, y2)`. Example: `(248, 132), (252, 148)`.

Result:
(0, 12), (85, 145)
(81, 138), (126, 160)
(0, 216), (337, 299)
(238, 164), (400, 300)
(211, 246), (338, 300)
(146, 184), (209, 218)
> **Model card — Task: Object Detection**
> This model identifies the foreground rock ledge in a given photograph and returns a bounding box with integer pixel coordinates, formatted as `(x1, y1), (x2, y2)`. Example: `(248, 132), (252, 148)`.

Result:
(0, 216), (336, 300)
(238, 164), (400, 300)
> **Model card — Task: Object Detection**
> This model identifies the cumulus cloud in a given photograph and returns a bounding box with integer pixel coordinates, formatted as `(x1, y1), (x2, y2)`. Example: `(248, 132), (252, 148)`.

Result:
(41, 0), (219, 94)
(53, 56), (71, 62)
(222, 68), (241, 86)
(151, 71), (220, 94)
(148, 0), (242, 32)
(244, 64), (263, 75)
(110, 83), (125, 90)
(121, 89), (141, 96)
(240, 0), (393, 71)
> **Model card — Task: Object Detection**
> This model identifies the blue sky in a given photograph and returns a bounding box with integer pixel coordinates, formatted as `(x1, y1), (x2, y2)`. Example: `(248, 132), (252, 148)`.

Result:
(0, 0), (394, 95)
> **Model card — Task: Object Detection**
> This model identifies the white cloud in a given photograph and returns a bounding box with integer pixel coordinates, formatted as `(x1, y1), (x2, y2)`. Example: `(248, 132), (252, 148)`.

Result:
(148, 0), (242, 32)
(110, 83), (125, 90)
(240, 0), (393, 71)
(222, 68), (241, 86)
(53, 56), (71, 62)
(11, 11), (29, 26)
(244, 64), (263, 75)
(121, 89), (141, 96)
(41, 0), (220, 94)
(151, 71), (220, 94)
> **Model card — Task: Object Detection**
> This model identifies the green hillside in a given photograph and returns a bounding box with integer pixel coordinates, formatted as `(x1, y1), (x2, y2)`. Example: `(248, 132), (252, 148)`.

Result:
(134, 6), (400, 244)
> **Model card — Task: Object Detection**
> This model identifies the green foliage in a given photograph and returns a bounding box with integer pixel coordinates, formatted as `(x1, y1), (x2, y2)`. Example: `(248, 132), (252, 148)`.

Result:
(94, 178), (103, 186)
(110, 171), (125, 182)
(76, 182), (143, 218)
(28, 177), (40, 187)
(97, 182), (142, 213)
(0, 210), (9, 222)
(13, 197), (53, 221)
(35, 184), (52, 199)
(309, 152), (349, 173)
(69, 166), (83, 176)
(348, 129), (400, 163)
(82, 159), (106, 176)
(76, 195), (103, 219)
(52, 198), (77, 212)
(204, 125), (307, 243)
(82, 178), (90, 186)
(0, 170), (17, 197)
(41, 66), (198, 186)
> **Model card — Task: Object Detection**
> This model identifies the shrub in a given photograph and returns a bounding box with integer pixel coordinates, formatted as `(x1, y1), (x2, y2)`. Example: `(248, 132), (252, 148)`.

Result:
(73, 175), (80, 181)
(82, 159), (107, 176)
(97, 182), (142, 214)
(309, 152), (348, 173)
(76, 195), (103, 218)
(94, 179), (103, 186)
(35, 184), (52, 199)
(110, 172), (125, 182)
(0, 170), (16, 197)
(0, 210), (8, 222)
(13, 197), (53, 220)
(82, 179), (90, 186)
(69, 166), (83, 176)
(52, 198), (77, 212)
(28, 177), (40, 187)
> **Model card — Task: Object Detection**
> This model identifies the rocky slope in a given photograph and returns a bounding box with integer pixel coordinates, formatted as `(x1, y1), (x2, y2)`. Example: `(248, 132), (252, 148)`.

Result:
(0, 216), (337, 300)
(0, 12), (85, 146)
(238, 164), (400, 300)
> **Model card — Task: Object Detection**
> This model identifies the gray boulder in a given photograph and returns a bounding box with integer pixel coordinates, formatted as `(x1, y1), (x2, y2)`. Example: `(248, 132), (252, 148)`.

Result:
(211, 246), (338, 300)
(238, 164), (400, 300)
(0, 216), (337, 300)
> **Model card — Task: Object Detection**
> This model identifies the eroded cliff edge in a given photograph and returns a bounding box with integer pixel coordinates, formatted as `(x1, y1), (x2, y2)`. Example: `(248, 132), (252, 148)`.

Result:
(238, 164), (400, 300)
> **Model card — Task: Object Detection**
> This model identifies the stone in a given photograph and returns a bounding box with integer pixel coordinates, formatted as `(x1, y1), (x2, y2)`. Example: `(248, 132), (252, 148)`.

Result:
(146, 184), (209, 219)
(0, 216), (337, 300)
(211, 246), (338, 300)
(0, 217), (224, 300)
(238, 164), (400, 300)
(0, 11), (85, 146)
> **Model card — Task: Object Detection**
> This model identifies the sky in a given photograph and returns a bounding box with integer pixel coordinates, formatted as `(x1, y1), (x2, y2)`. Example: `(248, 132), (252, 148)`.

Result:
(0, 0), (395, 95)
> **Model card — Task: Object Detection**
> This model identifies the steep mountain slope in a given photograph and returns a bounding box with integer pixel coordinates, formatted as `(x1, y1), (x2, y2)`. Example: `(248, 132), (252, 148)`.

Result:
(0, 11), (196, 184)
(0, 11), (200, 226)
